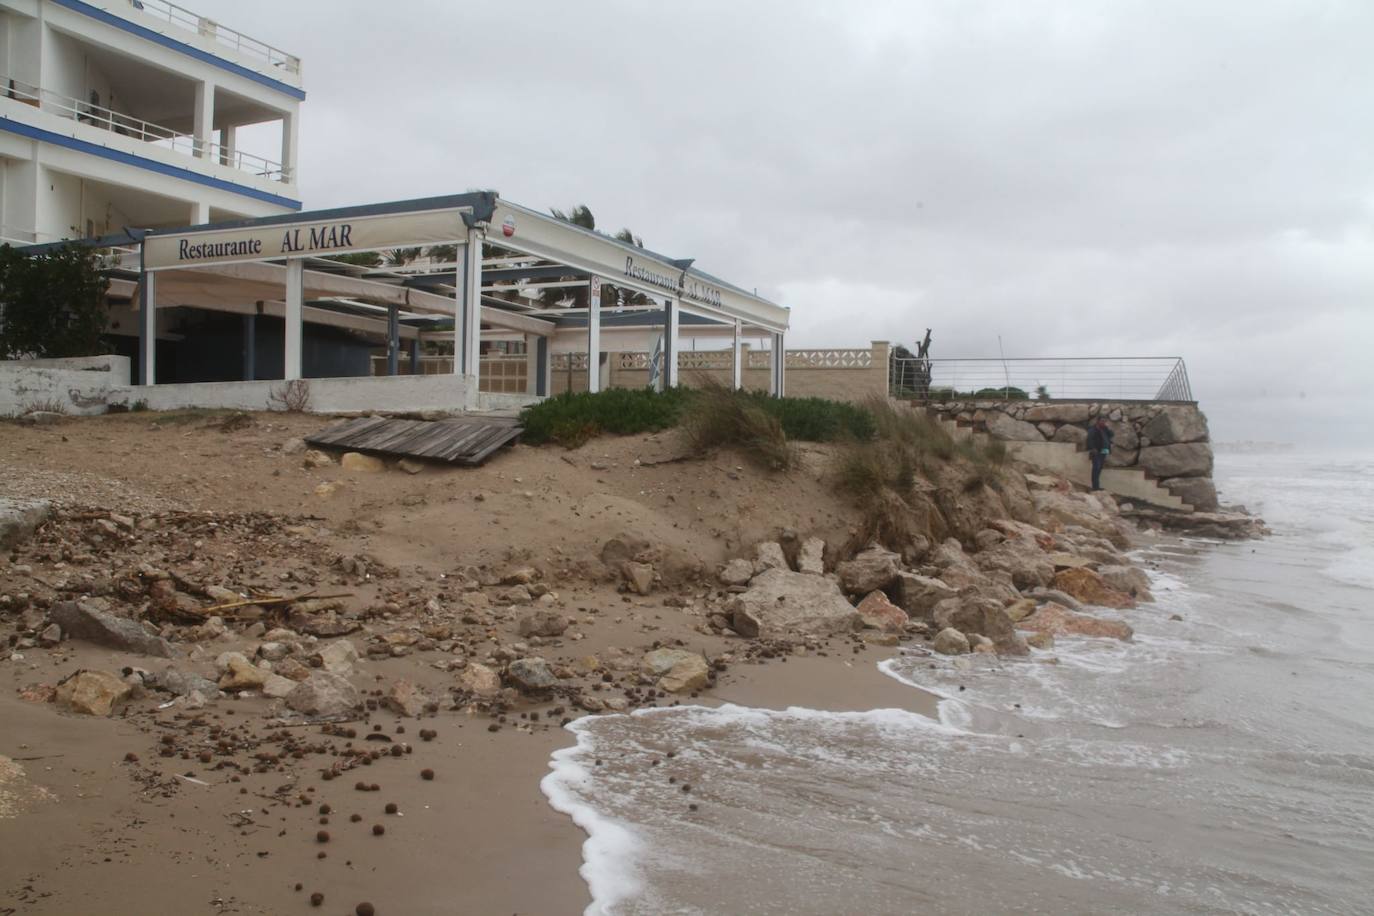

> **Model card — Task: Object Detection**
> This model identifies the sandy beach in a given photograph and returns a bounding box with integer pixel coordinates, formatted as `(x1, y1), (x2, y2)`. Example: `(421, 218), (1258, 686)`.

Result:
(1, 409), (948, 915)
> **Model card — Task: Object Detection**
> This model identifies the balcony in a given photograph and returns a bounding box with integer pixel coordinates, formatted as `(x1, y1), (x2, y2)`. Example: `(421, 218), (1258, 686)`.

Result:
(120, 0), (300, 76)
(3, 75), (290, 182)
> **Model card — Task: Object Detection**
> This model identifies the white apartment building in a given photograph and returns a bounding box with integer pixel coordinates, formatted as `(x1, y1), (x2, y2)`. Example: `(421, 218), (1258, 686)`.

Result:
(0, 0), (301, 246)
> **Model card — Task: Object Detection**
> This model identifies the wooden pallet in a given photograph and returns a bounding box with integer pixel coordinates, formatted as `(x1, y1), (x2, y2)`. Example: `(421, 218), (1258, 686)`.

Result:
(304, 415), (522, 466)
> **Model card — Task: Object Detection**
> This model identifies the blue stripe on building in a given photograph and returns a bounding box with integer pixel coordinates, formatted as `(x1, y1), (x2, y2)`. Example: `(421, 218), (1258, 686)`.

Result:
(0, 117), (302, 210)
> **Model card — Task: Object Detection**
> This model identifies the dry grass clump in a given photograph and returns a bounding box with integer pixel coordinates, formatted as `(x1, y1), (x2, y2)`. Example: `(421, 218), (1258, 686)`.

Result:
(836, 398), (1008, 549)
(681, 380), (797, 470)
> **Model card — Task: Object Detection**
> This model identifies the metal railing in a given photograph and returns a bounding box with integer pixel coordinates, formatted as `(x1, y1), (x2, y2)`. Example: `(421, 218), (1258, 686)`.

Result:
(127, 0), (301, 74)
(3, 75), (290, 181)
(889, 357), (1194, 402)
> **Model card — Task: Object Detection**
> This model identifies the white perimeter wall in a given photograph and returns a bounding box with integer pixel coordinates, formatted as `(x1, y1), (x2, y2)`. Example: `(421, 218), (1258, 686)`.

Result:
(0, 354), (130, 415)
(2, 356), (479, 415)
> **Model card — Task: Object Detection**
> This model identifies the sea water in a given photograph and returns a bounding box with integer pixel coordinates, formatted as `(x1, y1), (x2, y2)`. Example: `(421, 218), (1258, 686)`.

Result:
(542, 452), (1374, 914)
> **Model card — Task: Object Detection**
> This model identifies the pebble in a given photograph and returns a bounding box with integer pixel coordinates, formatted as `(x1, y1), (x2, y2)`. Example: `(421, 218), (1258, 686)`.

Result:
(310, 891), (324, 906)
(384, 803), (398, 814)
(316, 830), (330, 843)
(421, 768), (434, 780)
(372, 824), (385, 836)
(356, 905), (376, 916)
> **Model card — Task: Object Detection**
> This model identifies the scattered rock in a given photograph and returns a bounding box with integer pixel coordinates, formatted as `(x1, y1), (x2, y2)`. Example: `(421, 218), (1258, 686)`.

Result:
(623, 562), (655, 596)
(262, 674), (297, 699)
(517, 610), (569, 638)
(318, 640), (360, 675)
(457, 663), (502, 697)
(642, 649), (710, 694)
(302, 450), (334, 469)
(1024, 631), (1055, 650)
(729, 568), (863, 638)
(1162, 476), (1219, 512)
(285, 672), (362, 718)
(396, 458), (425, 475)
(281, 437), (307, 455)
(340, 452), (385, 472)
(1141, 406), (1209, 446)
(933, 597), (1029, 656)
(1004, 598), (1038, 622)
(932, 628), (970, 655)
(505, 657), (559, 693)
(384, 680), (429, 717)
(155, 667), (219, 698)
(49, 599), (173, 658)
(718, 559), (755, 587)
(836, 545), (901, 594)
(54, 670), (132, 716)
(855, 590), (908, 634)
(217, 652), (271, 690)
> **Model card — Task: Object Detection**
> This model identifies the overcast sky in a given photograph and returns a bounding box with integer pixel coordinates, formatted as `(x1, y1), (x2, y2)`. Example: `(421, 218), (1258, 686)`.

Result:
(205, 0), (1373, 447)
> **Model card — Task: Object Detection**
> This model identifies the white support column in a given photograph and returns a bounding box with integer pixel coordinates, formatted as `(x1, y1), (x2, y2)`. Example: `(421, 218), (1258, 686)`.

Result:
(770, 331), (786, 397)
(664, 298), (681, 389)
(524, 335), (539, 395)
(456, 231), (483, 389)
(586, 277), (602, 394)
(220, 124), (238, 168)
(189, 200), (210, 225)
(193, 80), (215, 159)
(284, 257), (304, 380)
(732, 319), (743, 389)
(280, 110), (299, 184)
(139, 269), (156, 386)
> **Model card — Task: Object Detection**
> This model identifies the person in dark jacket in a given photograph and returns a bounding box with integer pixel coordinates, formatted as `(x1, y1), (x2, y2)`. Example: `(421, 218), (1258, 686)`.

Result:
(1086, 418), (1114, 491)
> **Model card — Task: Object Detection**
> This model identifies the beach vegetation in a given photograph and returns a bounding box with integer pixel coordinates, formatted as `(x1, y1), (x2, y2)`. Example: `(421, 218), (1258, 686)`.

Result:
(0, 242), (109, 360)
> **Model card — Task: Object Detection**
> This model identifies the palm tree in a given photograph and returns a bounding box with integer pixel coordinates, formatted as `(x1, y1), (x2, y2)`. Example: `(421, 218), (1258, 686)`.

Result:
(549, 205), (595, 230)
(424, 244), (459, 264)
(384, 247), (422, 267)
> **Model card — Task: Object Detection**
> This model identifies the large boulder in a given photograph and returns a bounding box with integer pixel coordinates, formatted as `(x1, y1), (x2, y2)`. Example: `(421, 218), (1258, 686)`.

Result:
(384, 679), (430, 717)
(49, 600), (173, 658)
(54, 670), (133, 716)
(932, 628), (970, 655)
(285, 672), (362, 717)
(0, 498), (52, 549)
(1141, 406), (1209, 445)
(891, 572), (958, 620)
(932, 597), (1028, 656)
(835, 546), (901, 594)
(317, 640), (359, 675)
(855, 591), (908, 633)
(642, 649), (709, 694)
(973, 539), (1054, 590)
(1018, 603), (1133, 641)
(1096, 565), (1153, 602)
(1024, 403), (1091, 423)
(729, 568), (863, 638)
(1137, 443), (1213, 479)
(985, 412), (1044, 441)
(340, 452), (385, 472)
(1162, 476), (1219, 511)
(1051, 425), (1089, 448)
(1051, 568), (1136, 609)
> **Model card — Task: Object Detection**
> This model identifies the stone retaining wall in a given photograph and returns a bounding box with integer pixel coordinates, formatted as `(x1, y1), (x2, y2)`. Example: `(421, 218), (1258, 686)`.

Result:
(928, 399), (1218, 510)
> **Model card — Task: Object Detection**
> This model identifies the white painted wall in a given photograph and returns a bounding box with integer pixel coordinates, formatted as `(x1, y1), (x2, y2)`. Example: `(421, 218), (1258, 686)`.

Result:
(111, 373), (475, 414)
(0, 354), (130, 416)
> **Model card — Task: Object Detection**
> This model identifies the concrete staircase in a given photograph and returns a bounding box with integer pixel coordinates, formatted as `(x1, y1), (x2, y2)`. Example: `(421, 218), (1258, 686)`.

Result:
(932, 415), (1193, 512)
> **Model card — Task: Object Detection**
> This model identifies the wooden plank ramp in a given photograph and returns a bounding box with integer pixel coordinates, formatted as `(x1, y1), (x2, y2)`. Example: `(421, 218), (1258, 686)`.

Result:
(304, 415), (522, 466)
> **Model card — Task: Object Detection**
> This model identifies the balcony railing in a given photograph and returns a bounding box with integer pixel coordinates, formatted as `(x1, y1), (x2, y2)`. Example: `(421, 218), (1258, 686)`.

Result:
(889, 357), (1195, 402)
(3, 76), (290, 182)
(126, 0), (301, 75)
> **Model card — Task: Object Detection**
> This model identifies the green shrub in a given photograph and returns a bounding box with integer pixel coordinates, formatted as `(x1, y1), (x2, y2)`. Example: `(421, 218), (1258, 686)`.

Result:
(746, 391), (875, 442)
(518, 387), (691, 447)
